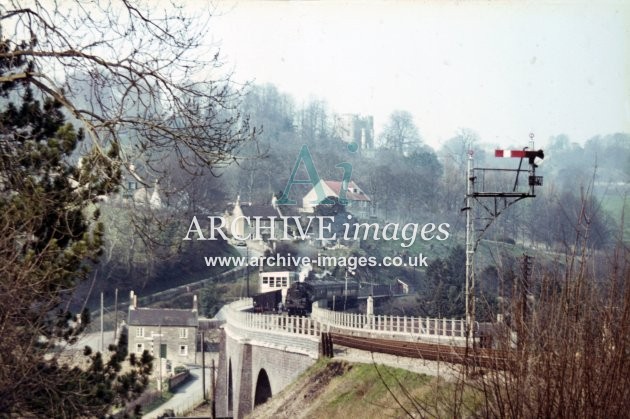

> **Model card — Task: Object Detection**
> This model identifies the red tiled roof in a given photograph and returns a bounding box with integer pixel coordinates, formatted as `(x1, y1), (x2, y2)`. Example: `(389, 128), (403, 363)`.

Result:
(323, 180), (371, 202)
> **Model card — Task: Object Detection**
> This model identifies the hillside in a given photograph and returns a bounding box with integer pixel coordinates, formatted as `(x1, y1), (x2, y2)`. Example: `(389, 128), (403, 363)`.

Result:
(248, 359), (480, 418)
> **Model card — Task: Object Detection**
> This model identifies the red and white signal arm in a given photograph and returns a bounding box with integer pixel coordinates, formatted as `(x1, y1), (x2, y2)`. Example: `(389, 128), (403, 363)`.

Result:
(495, 149), (545, 163)
(494, 149), (528, 158)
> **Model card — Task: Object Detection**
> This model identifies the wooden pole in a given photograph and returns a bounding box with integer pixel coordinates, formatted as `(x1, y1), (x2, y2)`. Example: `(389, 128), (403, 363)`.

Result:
(100, 292), (104, 353)
(201, 330), (206, 401)
(113, 288), (118, 343)
(211, 358), (216, 419)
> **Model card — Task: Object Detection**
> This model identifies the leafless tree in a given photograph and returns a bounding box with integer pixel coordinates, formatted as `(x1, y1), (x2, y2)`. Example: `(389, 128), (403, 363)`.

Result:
(376, 192), (630, 418)
(379, 110), (422, 155)
(1, 0), (253, 181)
(0, 1), (254, 416)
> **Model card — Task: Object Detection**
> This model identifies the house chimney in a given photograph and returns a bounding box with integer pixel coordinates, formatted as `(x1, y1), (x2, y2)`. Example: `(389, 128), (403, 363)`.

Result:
(192, 295), (198, 312)
(129, 290), (136, 310)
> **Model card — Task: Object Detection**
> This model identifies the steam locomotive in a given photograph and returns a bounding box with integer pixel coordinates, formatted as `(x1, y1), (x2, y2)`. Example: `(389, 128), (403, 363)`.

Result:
(284, 279), (360, 316)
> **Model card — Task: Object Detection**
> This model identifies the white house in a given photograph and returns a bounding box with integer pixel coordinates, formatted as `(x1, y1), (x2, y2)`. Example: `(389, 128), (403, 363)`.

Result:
(228, 196), (283, 241)
(127, 291), (198, 368)
(120, 179), (163, 210)
(302, 179), (373, 219)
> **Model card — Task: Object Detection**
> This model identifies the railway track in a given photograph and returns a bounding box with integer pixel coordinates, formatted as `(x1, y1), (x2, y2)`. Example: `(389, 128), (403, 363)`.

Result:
(328, 333), (509, 369)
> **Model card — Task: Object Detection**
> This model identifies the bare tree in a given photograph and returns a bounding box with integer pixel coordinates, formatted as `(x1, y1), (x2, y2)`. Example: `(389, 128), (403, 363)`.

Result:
(0, 1), (254, 416)
(1, 0), (257, 298)
(379, 110), (422, 155)
(1, 1), (253, 181)
(438, 129), (481, 214)
(374, 190), (630, 418)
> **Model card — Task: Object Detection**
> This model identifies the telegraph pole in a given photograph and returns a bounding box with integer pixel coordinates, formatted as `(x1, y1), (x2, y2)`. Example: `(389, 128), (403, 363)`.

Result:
(100, 292), (104, 353)
(518, 254), (533, 350)
(344, 269), (348, 311)
(201, 330), (206, 401)
(158, 324), (162, 393)
(246, 245), (250, 297)
(113, 288), (118, 344)
(465, 150), (475, 347)
(211, 358), (216, 419)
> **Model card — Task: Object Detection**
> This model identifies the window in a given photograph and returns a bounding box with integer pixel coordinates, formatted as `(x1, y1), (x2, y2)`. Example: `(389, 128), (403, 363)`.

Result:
(136, 343), (144, 353)
(179, 328), (188, 339)
(136, 327), (145, 338)
(179, 345), (188, 356)
(281, 278), (288, 287)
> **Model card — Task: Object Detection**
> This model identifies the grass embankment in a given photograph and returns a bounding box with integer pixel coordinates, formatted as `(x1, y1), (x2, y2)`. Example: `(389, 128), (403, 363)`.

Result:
(249, 359), (482, 418)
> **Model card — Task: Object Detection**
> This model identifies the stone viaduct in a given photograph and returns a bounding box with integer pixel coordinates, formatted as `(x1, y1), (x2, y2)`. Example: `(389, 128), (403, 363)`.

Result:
(215, 299), (467, 419)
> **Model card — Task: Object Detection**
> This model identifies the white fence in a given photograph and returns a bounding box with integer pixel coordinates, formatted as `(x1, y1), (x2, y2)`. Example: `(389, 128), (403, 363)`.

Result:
(223, 299), (321, 357)
(230, 312), (323, 337)
(223, 299), (466, 341)
(311, 305), (467, 339)
(223, 299), (323, 337)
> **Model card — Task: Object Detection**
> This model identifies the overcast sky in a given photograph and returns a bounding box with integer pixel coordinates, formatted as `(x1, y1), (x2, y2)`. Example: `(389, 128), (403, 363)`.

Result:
(208, 1), (630, 149)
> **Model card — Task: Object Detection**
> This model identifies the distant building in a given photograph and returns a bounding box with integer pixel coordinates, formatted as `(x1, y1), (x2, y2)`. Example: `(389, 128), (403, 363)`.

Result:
(119, 163), (164, 209)
(119, 178), (164, 209)
(228, 196), (283, 241)
(302, 179), (373, 219)
(397, 279), (410, 295)
(127, 291), (198, 367)
(333, 114), (374, 151)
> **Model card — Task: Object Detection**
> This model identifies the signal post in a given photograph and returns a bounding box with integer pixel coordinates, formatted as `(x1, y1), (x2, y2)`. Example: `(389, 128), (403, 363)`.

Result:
(463, 134), (544, 353)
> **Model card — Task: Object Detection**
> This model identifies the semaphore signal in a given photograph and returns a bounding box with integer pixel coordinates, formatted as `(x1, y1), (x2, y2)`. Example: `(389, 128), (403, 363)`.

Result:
(495, 148), (545, 167)
(462, 134), (544, 359)
(494, 149), (529, 158)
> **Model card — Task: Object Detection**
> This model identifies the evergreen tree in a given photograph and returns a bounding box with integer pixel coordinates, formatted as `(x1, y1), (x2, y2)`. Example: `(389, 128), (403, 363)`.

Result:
(418, 246), (466, 317)
(0, 64), (151, 417)
(1, 2), (254, 414)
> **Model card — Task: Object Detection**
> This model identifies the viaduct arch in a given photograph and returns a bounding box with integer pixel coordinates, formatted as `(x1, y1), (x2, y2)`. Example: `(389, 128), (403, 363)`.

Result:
(254, 369), (272, 407)
(215, 301), (320, 418)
